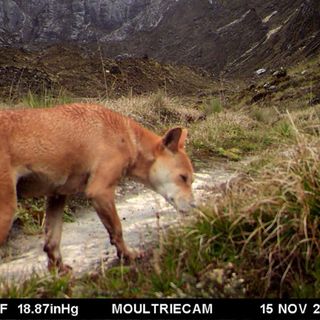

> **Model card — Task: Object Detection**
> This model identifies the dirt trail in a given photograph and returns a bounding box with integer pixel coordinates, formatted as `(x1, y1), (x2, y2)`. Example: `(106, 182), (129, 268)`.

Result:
(0, 167), (235, 281)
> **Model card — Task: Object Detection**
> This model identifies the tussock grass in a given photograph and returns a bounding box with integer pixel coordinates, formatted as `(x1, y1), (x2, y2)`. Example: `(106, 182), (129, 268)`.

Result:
(99, 91), (203, 132)
(249, 106), (280, 125)
(22, 89), (73, 108)
(170, 133), (320, 297)
(190, 111), (271, 160)
(204, 97), (223, 115)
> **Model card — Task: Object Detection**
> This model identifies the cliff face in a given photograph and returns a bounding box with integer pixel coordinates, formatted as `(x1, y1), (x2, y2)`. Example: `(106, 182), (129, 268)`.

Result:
(0, 0), (319, 74)
(0, 0), (171, 44)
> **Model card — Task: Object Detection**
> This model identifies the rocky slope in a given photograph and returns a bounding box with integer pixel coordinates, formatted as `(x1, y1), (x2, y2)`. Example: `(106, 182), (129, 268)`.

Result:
(0, 0), (319, 75)
(0, 45), (213, 100)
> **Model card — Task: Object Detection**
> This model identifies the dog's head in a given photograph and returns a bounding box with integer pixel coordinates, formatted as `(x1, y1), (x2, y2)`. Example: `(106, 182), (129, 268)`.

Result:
(149, 127), (195, 213)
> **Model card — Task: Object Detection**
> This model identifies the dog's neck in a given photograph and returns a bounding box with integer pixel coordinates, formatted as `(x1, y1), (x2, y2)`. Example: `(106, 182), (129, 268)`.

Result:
(127, 122), (160, 185)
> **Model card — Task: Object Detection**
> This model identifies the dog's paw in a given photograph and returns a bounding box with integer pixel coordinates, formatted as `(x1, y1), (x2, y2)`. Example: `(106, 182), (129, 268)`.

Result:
(48, 261), (73, 275)
(120, 249), (144, 262)
(129, 249), (144, 260)
(58, 263), (73, 275)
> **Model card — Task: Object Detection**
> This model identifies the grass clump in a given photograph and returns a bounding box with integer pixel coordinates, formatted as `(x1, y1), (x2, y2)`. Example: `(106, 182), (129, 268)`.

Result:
(100, 92), (204, 132)
(15, 199), (46, 235)
(0, 273), (72, 298)
(190, 111), (271, 159)
(249, 106), (280, 125)
(15, 198), (76, 236)
(22, 89), (73, 108)
(204, 97), (223, 115)
(182, 134), (320, 297)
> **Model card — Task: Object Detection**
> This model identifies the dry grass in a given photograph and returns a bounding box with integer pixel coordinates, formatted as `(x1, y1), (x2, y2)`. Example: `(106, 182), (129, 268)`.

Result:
(98, 91), (203, 132)
(192, 132), (320, 297)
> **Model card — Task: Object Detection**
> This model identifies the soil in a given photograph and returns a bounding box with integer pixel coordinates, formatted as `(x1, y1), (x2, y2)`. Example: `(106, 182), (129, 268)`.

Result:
(0, 45), (214, 101)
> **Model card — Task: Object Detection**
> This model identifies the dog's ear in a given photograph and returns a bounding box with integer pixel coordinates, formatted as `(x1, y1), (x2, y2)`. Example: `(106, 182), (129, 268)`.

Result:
(162, 127), (186, 152)
(179, 128), (188, 149)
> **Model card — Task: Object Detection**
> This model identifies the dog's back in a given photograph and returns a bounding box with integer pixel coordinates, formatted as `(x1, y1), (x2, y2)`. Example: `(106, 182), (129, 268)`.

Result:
(2, 104), (138, 190)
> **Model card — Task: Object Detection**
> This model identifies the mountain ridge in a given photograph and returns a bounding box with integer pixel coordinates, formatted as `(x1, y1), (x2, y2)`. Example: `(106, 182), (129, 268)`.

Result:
(0, 0), (319, 75)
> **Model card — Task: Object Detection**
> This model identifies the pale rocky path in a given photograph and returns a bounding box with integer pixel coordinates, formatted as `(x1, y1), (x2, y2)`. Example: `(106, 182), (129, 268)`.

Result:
(0, 167), (235, 281)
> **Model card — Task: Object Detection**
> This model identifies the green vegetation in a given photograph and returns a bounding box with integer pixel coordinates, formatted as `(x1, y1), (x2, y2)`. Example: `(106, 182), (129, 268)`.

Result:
(190, 111), (269, 160)
(204, 97), (223, 114)
(22, 89), (74, 108)
(14, 198), (76, 236)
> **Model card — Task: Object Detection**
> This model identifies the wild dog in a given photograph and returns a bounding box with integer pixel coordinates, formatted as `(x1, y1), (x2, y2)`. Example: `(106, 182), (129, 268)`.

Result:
(0, 103), (195, 272)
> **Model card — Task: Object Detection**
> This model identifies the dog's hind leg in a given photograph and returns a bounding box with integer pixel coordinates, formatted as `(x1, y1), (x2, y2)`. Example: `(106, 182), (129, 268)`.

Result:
(0, 163), (17, 244)
(43, 194), (70, 273)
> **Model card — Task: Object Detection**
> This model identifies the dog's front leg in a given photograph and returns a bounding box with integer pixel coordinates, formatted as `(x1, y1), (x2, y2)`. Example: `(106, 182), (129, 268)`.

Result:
(87, 184), (137, 261)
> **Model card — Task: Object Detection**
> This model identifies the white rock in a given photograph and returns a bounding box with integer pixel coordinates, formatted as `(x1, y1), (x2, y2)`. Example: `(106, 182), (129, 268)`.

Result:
(256, 68), (267, 75)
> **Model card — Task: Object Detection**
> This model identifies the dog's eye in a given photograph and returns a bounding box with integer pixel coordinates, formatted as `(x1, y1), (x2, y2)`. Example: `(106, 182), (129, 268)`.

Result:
(180, 174), (188, 183)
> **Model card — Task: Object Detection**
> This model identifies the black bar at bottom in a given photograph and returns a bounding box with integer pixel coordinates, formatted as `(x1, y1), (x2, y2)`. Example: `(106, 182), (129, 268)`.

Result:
(0, 298), (319, 319)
